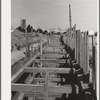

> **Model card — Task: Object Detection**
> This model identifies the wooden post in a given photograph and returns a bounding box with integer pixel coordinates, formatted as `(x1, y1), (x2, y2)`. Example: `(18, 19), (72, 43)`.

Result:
(79, 33), (82, 68)
(92, 35), (96, 90)
(45, 72), (49, 100)
(25, 29), (29, 58)
(31, 29), (33, 58)
(76, 30), (80, 64)
(40, 38), (43, 67)
(84, 32), (89, 74)
(75, 30), (77, 60)
(40, 38), (42, 55)
(86, 32), (89, 74)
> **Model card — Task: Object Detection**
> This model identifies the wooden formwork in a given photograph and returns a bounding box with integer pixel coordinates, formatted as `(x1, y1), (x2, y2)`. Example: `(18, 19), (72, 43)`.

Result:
(11, 37), (80, 100)
(11, 34), (95, 100)
(65, 29), (97, 95)
(65, 29), (90, 74)
(12, 67), (80, 100)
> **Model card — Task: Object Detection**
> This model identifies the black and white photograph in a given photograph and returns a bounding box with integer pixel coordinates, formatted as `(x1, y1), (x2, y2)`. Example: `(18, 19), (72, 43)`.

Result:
(6, 0), (99, 100)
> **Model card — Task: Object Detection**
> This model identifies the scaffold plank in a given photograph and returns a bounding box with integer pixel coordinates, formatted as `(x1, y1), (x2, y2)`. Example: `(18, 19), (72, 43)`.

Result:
(24, 67), (73, 74)
(38, 54), (64, 59)
(12, 84), (78, 93)
(32, 78), (61, 82)
(33, 59), (66, 63)
(12, 84), (44, 92)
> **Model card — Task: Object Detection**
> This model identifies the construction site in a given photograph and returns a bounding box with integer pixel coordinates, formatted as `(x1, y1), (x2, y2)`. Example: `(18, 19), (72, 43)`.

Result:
(11, 3), (97, 100)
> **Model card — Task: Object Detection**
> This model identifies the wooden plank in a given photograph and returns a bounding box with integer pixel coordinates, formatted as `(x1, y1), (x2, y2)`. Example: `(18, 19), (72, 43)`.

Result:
(28, 97), (34, 100)
(49, 85), (74, 93)
(25, 93), (62, 98)
(12, 84), (79, 94)
(43, 63), (59, 68)
(42, 51), (66, 54)
(33, 78), (61, 82)
(17, 74), (35, 100)
(24, 67), (74, 74)
(45, 72), (49, 100)
(17, 93), (25, 100)
(12, 51), (41, 82)
(12, 40), (50, 83)
(38, 54), (64, 59)
(12, 68), (24, 83)
(33, 59), (66, 63)
(12, 84), (44, 92)
(47, 45), (64, 49)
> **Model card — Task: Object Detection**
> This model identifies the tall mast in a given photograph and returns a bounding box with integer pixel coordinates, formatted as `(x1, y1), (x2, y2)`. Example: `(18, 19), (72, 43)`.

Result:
(69, 5), (72, 33)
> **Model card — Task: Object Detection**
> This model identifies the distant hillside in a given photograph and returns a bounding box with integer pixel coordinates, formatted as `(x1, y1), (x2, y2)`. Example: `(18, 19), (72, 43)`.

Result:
(11, 29), (49, 51)
(11, 29), (26, 50)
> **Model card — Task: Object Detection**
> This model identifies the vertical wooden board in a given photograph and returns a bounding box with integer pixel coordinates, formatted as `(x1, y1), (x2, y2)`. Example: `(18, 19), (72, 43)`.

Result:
(81, 33), (85, 69)
(75, 31), (77, 60)
(92, 35), (96, 90)
(76, 30), (79, 63)
(79, 33), (82, 67)
(31, 33), (33, 53)
(84, 32), (88, 74)
(25, 29), (29, 57)
(76, 31), (78, 63)
(86, 32), (89, 74)
(72, 31), (74, 50)
(82, 32), (85, 72)
(76, 30), (80, 64)
(78, 30), (80, 64)
(45, 72), (49, 100)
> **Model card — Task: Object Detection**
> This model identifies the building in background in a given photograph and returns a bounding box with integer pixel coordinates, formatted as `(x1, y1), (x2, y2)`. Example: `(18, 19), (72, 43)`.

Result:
(20, 19), (26, 29)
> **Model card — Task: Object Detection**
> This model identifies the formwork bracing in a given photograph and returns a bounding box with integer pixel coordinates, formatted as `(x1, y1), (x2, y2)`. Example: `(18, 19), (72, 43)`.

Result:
(11, 29), (97, 100)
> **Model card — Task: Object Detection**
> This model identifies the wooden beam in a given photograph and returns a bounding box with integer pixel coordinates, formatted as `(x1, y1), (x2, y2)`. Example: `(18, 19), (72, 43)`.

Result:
(11, 52), (41, 82)
(43, 51), (66, 54)
(33, 59), (66, 63)
(25, 93), (62, 98)
(43, 63), (59, 68)
(33, 78), (61, 82)
(49, 85), (72, 93)
(45, 72), (49, 100)
(12, 68), (24, 83)
(28, 97), (34, 100)
(12, 83), (79, 94)
(17, 75), (35, 100)
(12, 84), (44, 92)
(38, 54), (64, 58)
(47, 45), (64, 49)
(24, 67), (73, 74)
(17, 93), (25, 100)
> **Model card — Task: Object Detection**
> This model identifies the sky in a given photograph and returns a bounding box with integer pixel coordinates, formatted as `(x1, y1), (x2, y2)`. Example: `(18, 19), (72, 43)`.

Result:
(11, 0), (97, 31)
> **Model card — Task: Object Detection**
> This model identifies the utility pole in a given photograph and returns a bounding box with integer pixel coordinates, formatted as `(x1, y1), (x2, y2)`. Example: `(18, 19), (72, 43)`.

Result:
(69, 4), (72, 34)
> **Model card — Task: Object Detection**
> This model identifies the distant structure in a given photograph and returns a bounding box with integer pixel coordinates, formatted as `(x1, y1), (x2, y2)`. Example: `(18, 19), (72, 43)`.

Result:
(20, 19), (26, 29)
(69, 5), (72, 30)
